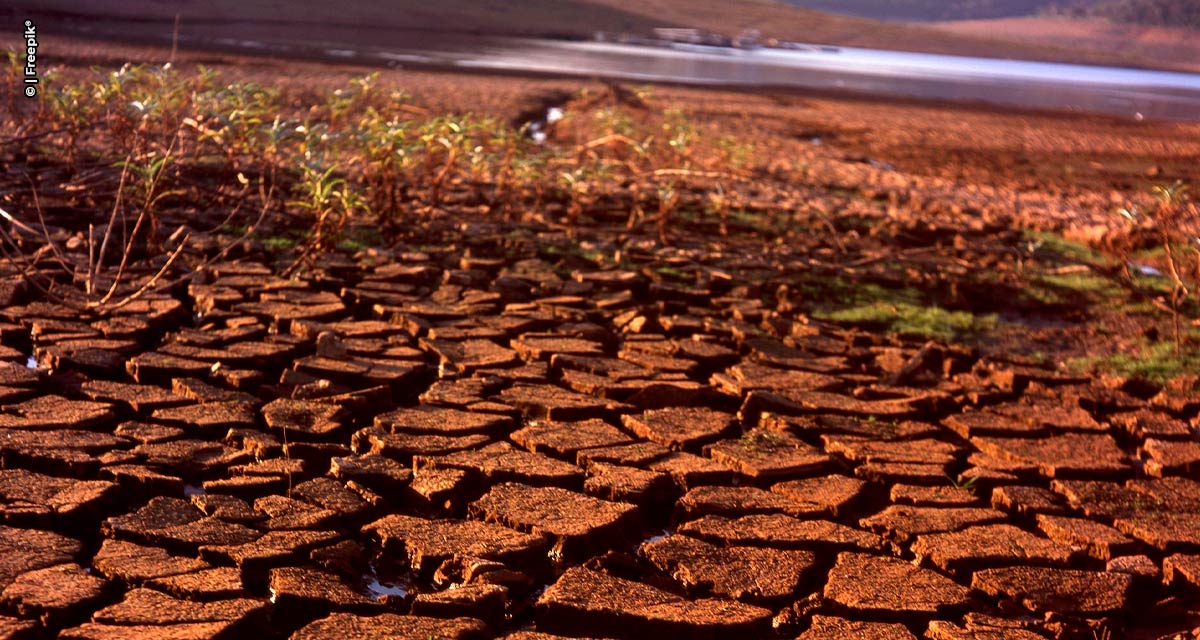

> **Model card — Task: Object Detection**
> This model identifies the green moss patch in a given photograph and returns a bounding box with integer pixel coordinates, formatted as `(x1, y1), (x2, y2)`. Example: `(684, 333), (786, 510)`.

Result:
(815, 302), (997, 341)
(1070, 338), (1200, 384)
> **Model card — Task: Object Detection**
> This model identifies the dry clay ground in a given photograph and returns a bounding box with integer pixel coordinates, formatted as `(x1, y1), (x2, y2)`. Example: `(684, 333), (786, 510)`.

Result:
(2, 39), (1200, 640)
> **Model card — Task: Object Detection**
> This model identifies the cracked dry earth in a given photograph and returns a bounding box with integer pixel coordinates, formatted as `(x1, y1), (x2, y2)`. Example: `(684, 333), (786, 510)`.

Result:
(3, 221), (1200, 640)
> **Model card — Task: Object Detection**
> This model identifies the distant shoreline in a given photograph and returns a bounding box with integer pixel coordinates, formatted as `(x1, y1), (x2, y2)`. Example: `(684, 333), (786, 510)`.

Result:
(2, 2), (1195, 74)
(13, 11), (1198, 122)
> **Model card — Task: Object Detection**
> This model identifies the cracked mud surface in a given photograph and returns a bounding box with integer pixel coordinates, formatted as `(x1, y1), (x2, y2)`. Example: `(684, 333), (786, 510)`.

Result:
(2, 209), (1200, 640)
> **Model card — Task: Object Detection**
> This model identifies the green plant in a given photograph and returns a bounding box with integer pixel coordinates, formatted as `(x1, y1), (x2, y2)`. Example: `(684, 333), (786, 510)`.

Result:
(2, 60), (787, 302)
(84, 140), (189, 308)
(739, 430), (787, 450)
(662, 108), (695, 163)
(416, 116), (469, 206)
(558, 166), (590, 224)
(356, 108), (414, 220)
(3, 51), (24, 124)
(1118, 181), (1199, 355)
(44, 81), (91, 165)
(286, 162), (369, 273)
(193, 80), (282, 171)
(594, 107), (636, 138)
(716, 135), (753, 172)
(707, 184), (731, 236)
(948, 473), (980, 495)
(654, 180), (679, 244)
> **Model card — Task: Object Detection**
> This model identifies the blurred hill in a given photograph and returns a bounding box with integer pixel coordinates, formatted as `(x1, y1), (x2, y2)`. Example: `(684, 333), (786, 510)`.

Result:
(776, 0), (1199, 27)
(1, 0), (1047, 42)
(931, 16), (1200, 71)
(1047, 0), (1200, 28)
(767, 0), (1199, 68)
(774, 0), (1059, 22)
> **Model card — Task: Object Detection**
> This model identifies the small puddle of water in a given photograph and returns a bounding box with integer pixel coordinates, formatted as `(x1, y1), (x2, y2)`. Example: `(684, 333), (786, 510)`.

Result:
(24, 356), (37, 369)
(363, 562), (410, 601)
(183, 484), (205, 497)
(645, 530), (670, 544)
(366, 576), (408, 600)
(1132, 263), (1165, 278)
(636, 529), (672, 551)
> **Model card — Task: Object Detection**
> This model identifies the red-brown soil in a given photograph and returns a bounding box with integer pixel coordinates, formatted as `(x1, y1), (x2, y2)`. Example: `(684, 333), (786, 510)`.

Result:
(1, 35), (1200, 640)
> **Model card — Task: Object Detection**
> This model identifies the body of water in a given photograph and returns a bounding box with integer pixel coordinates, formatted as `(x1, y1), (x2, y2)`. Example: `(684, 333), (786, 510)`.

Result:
(451, 38), (1200, 120)
(48, 16), (1200, 120)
